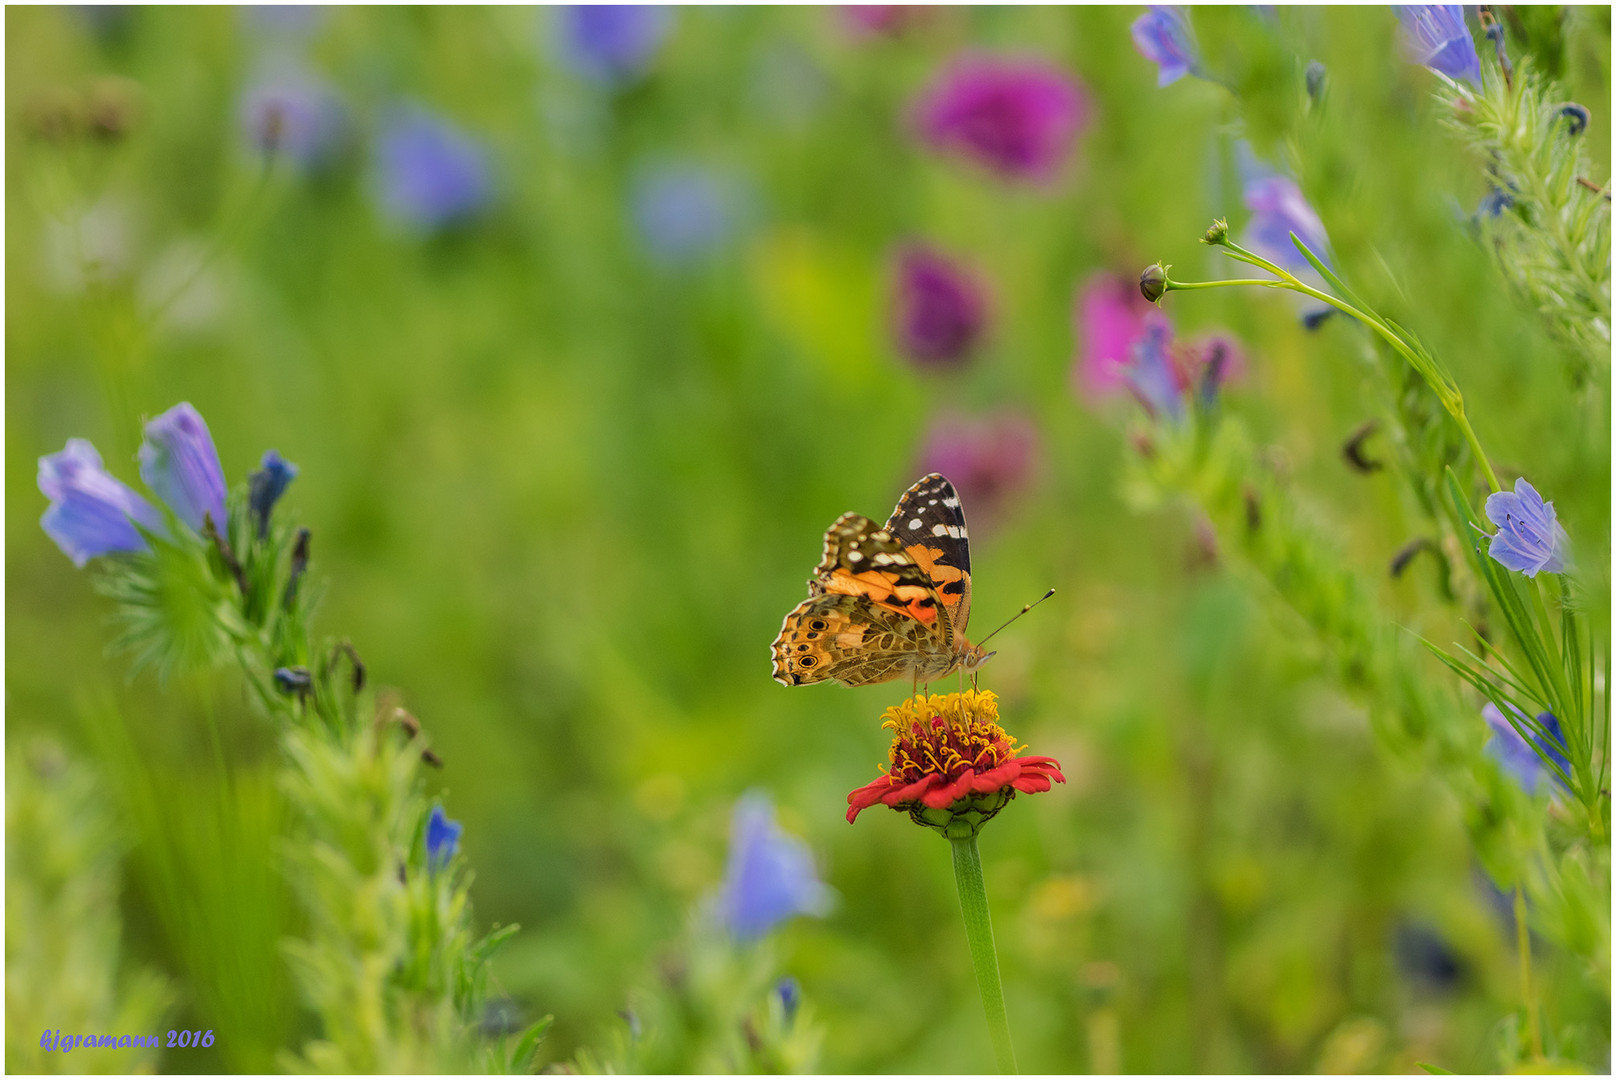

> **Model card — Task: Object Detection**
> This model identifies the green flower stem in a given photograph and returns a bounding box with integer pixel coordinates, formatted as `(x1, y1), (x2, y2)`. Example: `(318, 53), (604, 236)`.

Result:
(951, 834), (1016, 1074)
(1160, 252), (1504, 493)
(1514, 885), (1543, 1058)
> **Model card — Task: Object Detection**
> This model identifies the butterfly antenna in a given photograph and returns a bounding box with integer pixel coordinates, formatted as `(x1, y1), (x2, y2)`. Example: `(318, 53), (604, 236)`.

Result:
(975, 588), (1055, 649)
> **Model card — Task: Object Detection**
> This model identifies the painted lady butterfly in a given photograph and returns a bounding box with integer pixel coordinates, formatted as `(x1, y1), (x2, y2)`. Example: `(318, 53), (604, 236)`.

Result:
(771, 473), (993, 687)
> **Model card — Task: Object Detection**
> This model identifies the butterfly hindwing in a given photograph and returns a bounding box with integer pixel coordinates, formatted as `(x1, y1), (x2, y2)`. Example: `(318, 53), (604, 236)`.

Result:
(884, 473), (972, 633)
(771, 593), (949, 687)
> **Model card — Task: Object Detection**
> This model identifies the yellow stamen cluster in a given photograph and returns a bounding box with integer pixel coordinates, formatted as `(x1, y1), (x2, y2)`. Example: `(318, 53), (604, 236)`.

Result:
(879, 690), (1022, 779)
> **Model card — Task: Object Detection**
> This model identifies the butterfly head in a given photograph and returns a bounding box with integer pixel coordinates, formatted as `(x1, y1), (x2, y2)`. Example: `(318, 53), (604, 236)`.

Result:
(959, 641), (996, 674)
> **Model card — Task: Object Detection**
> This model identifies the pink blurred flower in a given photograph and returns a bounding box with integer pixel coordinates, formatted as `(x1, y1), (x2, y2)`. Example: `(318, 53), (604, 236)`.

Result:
(915, 411), (1039, 524)
(1074, 272), (1154, 398)
(893, 245), (989, 368)
(912, 55), (1090, 183)
(840, 5), (931, 38)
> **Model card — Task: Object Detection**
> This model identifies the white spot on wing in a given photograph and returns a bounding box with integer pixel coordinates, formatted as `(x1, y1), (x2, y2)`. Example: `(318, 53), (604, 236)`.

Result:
(847, 550), (864, 562)
(932, 524), (948, 536)
(908, 518), (922, 530)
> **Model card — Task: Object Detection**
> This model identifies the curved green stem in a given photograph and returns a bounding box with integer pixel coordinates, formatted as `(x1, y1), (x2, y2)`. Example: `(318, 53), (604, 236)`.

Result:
(1161, 248), (1503, 492)
(951, 834), (1016, 1074)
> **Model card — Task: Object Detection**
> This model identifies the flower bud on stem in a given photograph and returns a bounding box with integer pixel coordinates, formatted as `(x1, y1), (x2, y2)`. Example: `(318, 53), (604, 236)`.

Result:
(1142, 228), (1503, 492)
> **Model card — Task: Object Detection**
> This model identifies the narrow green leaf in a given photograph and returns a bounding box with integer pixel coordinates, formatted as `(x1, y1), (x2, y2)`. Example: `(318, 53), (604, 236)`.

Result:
(1417, 1063), (1456, 1075)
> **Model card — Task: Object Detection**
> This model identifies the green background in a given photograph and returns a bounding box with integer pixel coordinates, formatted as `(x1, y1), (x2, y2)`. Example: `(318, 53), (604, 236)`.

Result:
(6, 6), (1610, 1073)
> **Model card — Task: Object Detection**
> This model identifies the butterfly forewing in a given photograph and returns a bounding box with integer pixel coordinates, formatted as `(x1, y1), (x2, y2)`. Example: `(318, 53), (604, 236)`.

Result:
(884, 473), (972, 633)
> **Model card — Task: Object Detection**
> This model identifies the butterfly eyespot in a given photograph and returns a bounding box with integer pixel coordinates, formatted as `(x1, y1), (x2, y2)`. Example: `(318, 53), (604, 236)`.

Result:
(808, 619), (828, 631)
(797, 644), (809, 651)
(798, 655), (816, 667)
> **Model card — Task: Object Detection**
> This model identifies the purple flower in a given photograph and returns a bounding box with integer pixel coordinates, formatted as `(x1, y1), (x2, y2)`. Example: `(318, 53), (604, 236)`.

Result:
(1240, 151), (1331, 272)
(1483, 703), (1570, 794)
(139, 402), (227, 534)
(915, 411), (1039, 524)
(1124, 315), (1186, 420)
(38, 439), (164, 567)
(893, 245), (989, 368)
(1184, 331), (1245, 407)
(1484, 478), (1568, 577)
(374, 107), (492, 232)
(912, 55), (1090, 183)
(239, 73), (345, 169)
(556, 5), (673, 86)
(1074, 272), (1154, 398)
(1394, 6), (1481, 84)
(248, 450), (298, 538)
(1131, 6), (1200, 86)
(425, 805), (463, 873)
(716, 793), (831, 940)
(629, 162), (739, 265)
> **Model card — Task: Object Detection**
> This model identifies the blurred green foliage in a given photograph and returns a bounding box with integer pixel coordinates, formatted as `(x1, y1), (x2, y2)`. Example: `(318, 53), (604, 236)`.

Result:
(5, 5), (1609, 1073)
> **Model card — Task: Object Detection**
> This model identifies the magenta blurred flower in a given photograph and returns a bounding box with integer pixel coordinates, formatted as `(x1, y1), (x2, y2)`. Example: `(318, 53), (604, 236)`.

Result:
(840, 5), (929, 38)
(912, 55), (1090, 183)
(38, 439), (164, 567)
(1131, 6), (1200, 86)
(1394, 6), (1480, 84)
(374, 107), (492, 232)
(139, 402), (227, 533)
(1074, 271), (1155, 398)
(915, 411), (1038, 522)
(893, 245), (989, 368)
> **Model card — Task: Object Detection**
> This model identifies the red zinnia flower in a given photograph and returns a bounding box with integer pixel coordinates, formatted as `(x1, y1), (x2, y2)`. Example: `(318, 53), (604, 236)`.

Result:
(847, 690), (1064, 838)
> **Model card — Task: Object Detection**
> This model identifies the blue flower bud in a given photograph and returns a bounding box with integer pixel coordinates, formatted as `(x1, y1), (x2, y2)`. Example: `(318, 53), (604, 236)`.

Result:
(1556, 103), (1590, 137)
(38, 439), (164, 567)
(273, 666), (312, 695)
(425, 805), (462, 873)
(248, 449), (299, 539)
(1131, 6), (1200, 87)
(138, 402), (227, 534)
(775, 977), (802, 1023)
(1305, 60), (1326, 101)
